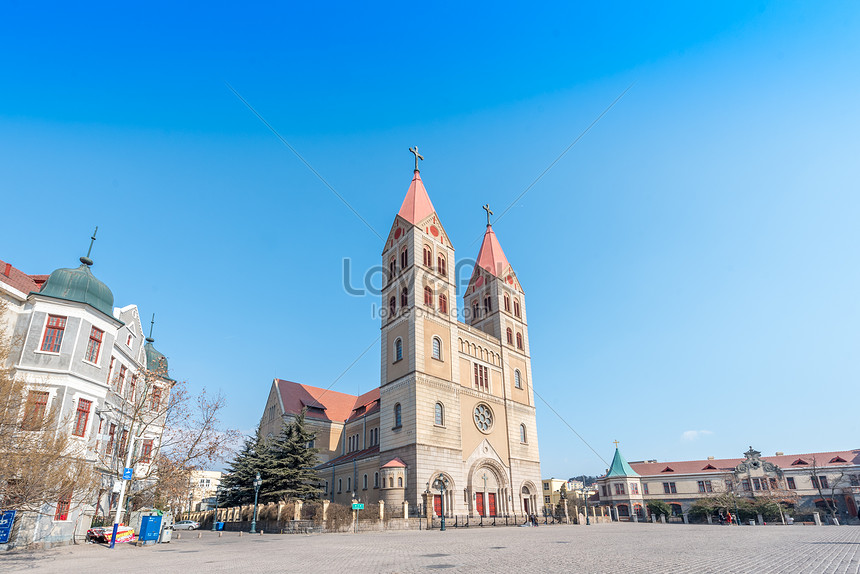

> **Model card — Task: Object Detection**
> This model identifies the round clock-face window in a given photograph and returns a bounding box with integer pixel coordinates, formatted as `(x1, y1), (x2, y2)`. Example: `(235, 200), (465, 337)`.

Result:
(474, 403), (493, 433)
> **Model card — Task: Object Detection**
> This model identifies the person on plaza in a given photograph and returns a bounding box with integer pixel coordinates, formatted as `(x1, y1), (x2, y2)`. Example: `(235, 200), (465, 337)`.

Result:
(726, 512), (733, 525)
(718, 512), (724, 525)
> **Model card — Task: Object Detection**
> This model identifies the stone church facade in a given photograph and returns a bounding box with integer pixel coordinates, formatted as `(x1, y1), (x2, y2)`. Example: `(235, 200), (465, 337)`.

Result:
(260, 157), (543, 517)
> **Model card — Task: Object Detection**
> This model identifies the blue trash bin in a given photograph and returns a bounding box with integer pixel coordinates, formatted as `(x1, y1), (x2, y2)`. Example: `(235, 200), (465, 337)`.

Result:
(139, 515), (163, 543)
(216, 522), (224, 531)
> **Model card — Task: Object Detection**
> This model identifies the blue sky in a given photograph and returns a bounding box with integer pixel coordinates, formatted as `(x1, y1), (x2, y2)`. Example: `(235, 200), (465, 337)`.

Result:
(2, 1), (858, 477)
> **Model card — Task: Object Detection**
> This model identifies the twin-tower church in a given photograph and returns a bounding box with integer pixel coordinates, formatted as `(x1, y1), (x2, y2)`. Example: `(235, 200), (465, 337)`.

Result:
(260, 152), (543, 517)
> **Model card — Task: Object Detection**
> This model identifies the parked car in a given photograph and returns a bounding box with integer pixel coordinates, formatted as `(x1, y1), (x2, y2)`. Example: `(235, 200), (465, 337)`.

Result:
(173, 520), (199, 530)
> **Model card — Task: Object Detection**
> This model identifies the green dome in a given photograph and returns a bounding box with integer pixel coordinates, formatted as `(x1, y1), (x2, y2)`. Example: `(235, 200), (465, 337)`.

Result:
(144, 338), (169, 373)
(38, 259), (114, 317)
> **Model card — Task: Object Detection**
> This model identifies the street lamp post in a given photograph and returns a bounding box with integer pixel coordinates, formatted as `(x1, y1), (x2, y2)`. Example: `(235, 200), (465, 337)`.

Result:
(433, 475), (449, 531)
(581, 488), (590, 525)
(250, 473), (262, 534)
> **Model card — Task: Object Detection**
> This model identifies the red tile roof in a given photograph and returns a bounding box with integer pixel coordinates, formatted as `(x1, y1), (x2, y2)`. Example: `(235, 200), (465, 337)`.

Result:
(275, 379), (380, 423)
(0, 259), (45, 295)
(397, 171), (436, 225)
(381, 457), (406, 468)
(316, 445), (380, 469)
(629, 449), (859, 476)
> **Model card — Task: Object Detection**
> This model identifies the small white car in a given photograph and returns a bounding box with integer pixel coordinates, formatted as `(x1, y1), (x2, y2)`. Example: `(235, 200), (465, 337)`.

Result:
(173, 520), (200, 530)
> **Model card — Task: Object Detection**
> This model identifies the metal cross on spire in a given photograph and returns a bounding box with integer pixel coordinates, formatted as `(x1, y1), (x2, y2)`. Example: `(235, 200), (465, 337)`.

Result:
(613, 440), (620, 448)
(80, 226), (99, 266)
(408, 146), (424, 171)
(482, 204), (493, 226)
(147, 313), (156, 342)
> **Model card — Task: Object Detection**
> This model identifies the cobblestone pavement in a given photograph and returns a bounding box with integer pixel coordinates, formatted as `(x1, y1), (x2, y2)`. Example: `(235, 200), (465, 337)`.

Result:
(2, 523), (859, 573)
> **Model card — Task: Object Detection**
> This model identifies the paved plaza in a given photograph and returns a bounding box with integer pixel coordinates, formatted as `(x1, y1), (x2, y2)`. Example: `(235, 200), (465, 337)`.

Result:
(1, 523), (858, 573)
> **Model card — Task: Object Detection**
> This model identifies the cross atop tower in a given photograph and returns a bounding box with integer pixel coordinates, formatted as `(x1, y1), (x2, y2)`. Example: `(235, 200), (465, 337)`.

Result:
(613, 440), (620, 448)
(80, 226), (98, 266)
(482, 204), (493, 226)
(408, 146), (424, 172)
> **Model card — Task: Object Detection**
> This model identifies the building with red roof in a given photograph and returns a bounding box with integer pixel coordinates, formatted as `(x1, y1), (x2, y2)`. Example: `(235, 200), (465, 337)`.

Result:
(596, 445), (860, 523)
(259, 151), (543, 517)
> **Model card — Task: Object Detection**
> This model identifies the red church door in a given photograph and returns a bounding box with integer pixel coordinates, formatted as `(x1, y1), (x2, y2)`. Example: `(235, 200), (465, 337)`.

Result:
(523, 498), (530, 515)
(434, 495), (442, 516)
(488, 493), (497, 516)
(476, 492), (485, 516)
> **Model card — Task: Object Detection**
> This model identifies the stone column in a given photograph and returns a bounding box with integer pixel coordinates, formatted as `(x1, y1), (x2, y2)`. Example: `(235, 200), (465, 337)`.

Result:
(294, 500), (303, 521)
(402, 500), (409, 518)
(660, 514), (666, 524)
(683, 512), (689, 524)
(322, 500), (330, 522)
(706, 515), (712, 525)
(756, 513), (763, 526)
(651, 514), (657, 523)
(422, 492), (433, 529)
(277, 502), (285, 523)
(379, 500), (385, 521)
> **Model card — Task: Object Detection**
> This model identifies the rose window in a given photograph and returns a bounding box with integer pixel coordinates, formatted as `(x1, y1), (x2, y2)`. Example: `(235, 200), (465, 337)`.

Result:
(473, 404), (493, 432)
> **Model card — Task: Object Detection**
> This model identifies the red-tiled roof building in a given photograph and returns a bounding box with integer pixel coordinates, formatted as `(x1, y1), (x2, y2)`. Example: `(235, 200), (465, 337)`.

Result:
(595, 446), (860, 523)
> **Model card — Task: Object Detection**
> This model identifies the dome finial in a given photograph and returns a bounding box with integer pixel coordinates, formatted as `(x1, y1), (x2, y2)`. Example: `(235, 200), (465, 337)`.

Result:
(146, 312), (156, 343)
(80, 226), (98, 266)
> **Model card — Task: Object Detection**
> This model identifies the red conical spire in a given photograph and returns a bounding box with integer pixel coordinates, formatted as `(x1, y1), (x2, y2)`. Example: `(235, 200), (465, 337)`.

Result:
(397, 170), (436, 225)
(475, 224), (511, 278)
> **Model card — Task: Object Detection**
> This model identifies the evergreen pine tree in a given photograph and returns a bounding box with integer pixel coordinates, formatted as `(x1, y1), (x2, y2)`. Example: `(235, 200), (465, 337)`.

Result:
(265, 409), (321, 502)
(219, 425), (272, 506)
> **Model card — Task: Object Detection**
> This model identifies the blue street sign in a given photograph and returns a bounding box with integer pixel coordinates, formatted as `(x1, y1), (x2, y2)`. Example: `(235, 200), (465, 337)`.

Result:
(123, 468), (133, 480)
(0, 510), (16, 544)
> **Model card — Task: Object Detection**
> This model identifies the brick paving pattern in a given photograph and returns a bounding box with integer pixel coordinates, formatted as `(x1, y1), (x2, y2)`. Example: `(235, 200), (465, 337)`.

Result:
(1, 523), (859, 573)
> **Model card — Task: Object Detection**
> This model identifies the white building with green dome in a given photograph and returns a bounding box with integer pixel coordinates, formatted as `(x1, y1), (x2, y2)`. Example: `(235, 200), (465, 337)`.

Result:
(0, 243), (173, 549)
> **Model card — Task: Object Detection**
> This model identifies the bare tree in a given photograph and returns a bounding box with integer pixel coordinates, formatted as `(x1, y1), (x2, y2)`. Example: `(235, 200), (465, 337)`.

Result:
(808, 457), (847, 522)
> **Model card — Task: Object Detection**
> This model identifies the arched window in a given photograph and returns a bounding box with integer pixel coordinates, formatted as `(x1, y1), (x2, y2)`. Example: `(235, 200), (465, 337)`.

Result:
(394, 403), (402, 427)
(389, 296), (396, 317)
(398, 476), (403, 487)
(338, 478), (342, 493)
(506, 328), (513, 345)
(401, 287), (408, 307)
(437, 254), (446, 276)
(520, 424), (527, 443)
(432, 337), (442, 360)
(363, 474), (368, 490)
(483, 296), (492, 313)
(401, 247), (407, 269)
(374, 472), (379, 488)
(389, 256), (396, 281)
(423, 246), (432, 267)
(514, 299), (521, 318)
(435, 402), (444, 426)
(504, 294), (511, 312)
(424, 286), (433, 307)
(389, 477), (394, 488)
(516, 332), (523, 349)
(394, 338), (403, 362)
(514, 369), (522, 389)
(439, 293), (447, 314)
(472, 301), (479, 319)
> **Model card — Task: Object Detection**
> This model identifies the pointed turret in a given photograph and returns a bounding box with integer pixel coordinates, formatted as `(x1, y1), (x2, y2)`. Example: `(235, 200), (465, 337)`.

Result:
(606, 447), (639, 478)
(397, 170), (437, 226)
(475, 224), (512, 279)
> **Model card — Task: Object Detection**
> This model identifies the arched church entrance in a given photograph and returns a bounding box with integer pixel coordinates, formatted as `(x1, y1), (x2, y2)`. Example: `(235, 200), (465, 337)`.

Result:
(467, 460), (508, 517)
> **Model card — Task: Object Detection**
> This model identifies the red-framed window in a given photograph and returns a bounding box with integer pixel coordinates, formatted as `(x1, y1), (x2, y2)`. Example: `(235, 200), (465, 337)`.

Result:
(643, 483), (649, 495)
(54, 491), (72, 521)
(117, 365), (127, 394)
(40, 315), (66, 352)
(483, 296), (492, 313)
(438, 294), (447, 314)
(140, 439), (154, 463)
(506, 328), (513, 345)
(85, 327), (103, 363)
(150, 387), (163, 411)
(437, 255), (446, 276)
(21, 390), (49, 430)
(662, 482), (676, 494)
(389, 257), (396, 281)
(401, 287), (408, 308)
(400, 248), (408, 269)
(423, 246), (432, 267)
(614, 483), (625, 495)
(106, 423), (116, 454)
(631, 483), (639, 494)
(786, 477), (796, 489)
(504, 294), (510, 312)
(741, 479), (751, 491)
(129, 375), (137, 401)
(514, 300), (521, 318)
(72, 398), (92, 437)
(516, 332), (523, 349)
(474, 364), (488, 391)
(424, 286), (433, 307)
